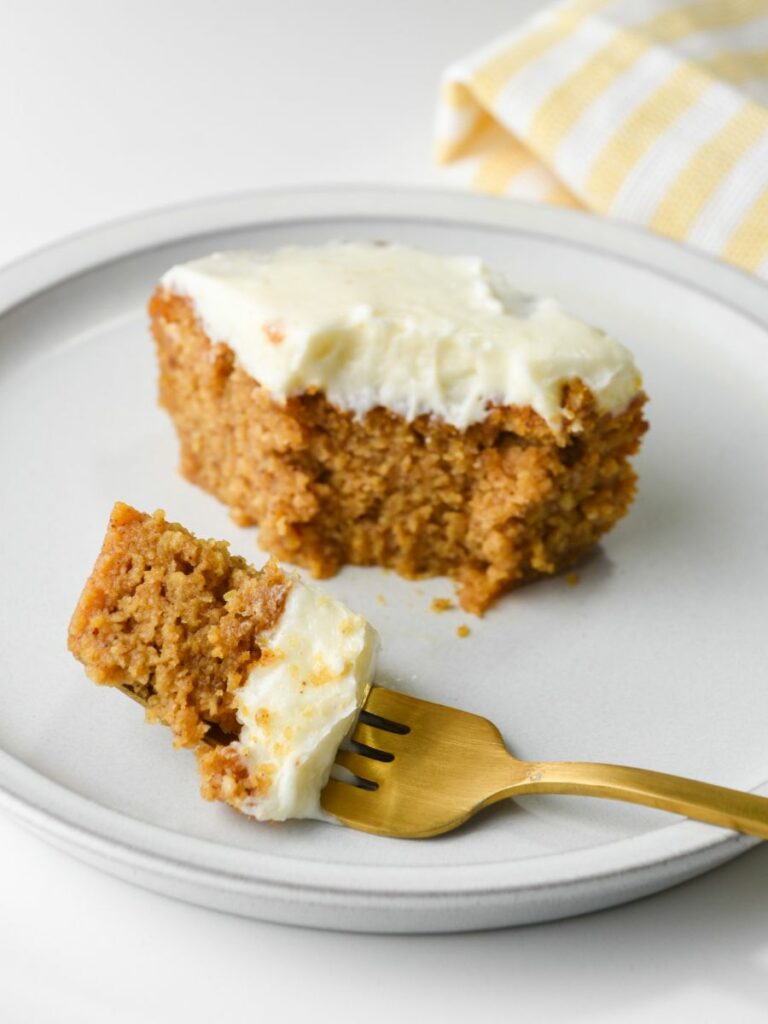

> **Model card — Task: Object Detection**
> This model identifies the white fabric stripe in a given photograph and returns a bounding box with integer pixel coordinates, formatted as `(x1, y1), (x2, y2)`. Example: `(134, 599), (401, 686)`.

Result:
(455, 0), (671, 83)
(502, 162), (561, 200)
(490, 17), (618, 131)
(756, 251), (768, 277)
(434, 95), (481, 148)
(593, 0), (694, 29)
(449, 5), (768, 89)
(489, 0), (691, 133)
(609, 82), (746, 220)
(686, 131), (768, 248)
(671, 14), (768, 59)
(555, 42), (687, 193)
(744, 81), (768, 103)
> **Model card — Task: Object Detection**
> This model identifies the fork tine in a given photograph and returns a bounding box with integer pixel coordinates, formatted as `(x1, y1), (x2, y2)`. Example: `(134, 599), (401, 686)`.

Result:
(363, 686), (420, 724)
(321, 778), (378, 825)
(334, 749), (386, 784)
(351, 721), (401, 754)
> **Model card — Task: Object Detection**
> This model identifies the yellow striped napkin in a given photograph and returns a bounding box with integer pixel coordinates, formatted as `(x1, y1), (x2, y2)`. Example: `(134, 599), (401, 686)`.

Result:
(435, 0), (768, 277)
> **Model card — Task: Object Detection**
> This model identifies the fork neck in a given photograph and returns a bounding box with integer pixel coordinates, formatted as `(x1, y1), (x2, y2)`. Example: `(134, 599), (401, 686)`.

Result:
(483, 758), (768, 840)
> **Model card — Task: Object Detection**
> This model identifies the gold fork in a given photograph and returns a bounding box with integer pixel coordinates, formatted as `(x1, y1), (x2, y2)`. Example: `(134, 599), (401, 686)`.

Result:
(118, 684), (768, 839)
(321, 687), (768, 839)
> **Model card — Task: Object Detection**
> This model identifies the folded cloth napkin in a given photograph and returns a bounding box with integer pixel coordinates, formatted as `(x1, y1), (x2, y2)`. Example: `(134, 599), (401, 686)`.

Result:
(435, 0), (768, 277)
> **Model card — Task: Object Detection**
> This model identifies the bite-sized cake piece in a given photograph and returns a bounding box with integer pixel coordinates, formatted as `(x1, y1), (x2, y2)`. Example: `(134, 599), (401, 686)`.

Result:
(68, 503), (377, 821)
(151, 242), (647, 614)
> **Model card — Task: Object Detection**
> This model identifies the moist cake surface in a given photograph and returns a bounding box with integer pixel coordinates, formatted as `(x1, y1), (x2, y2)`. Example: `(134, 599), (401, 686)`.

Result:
(152, 242), (648, 613)
(68, 503), (378, 821)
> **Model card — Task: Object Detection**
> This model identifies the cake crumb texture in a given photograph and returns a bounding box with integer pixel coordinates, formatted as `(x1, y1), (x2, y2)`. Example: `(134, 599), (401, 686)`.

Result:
(68, 502), (292, 809)
(150, 291), (647, 614)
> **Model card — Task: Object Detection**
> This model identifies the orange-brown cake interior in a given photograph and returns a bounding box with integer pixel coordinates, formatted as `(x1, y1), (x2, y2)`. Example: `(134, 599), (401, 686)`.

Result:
(67, 502), (291, 747)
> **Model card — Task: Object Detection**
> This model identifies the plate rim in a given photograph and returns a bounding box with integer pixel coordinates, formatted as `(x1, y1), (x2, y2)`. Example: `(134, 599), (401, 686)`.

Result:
(1, 183), (766, 914)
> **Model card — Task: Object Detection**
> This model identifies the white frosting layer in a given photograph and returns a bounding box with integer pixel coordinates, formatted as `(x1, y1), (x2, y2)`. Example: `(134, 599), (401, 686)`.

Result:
(234, 577), (377, 822)
(162, 243), (641, 430)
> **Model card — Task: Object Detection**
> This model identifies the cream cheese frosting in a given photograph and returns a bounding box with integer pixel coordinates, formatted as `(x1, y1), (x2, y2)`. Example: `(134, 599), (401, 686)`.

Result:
(233, 576), (378, 821)
(162, 242), (641, 430)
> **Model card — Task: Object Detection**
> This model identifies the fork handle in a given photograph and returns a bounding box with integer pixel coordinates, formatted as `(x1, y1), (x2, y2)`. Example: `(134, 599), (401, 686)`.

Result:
(511, 761), (768, 839)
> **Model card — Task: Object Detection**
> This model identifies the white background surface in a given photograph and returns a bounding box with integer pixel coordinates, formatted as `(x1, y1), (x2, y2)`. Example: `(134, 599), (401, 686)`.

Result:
(2, 2), (767, 1021)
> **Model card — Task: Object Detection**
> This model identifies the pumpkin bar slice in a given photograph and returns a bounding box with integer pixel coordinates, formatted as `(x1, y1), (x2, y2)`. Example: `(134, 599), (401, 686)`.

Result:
(150, 242), (648, 614)
(68, 502), (378, 821)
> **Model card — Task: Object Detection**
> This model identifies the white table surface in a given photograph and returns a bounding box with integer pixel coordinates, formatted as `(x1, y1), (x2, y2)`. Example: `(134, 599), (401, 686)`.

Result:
(2, 2), (768, 1020)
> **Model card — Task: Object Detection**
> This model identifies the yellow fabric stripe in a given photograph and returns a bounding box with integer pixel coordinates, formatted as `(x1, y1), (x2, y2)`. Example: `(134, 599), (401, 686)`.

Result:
(545, 180), (584, 208)
(474, 0), (768, 114)
(586, 62), (709, 209)
(701, 47), (768, 84)
(528, 29), (648, 161)
(722, 188), (768, 270)
(650, 102), (768, 239)
(528, 0), (768, 161)
(442, 80), (476, 109)
(470, 0), (611, 105)
(436, 110), (495, 164)
(472, 139), (538, 194)
(644, 0), (768, 37)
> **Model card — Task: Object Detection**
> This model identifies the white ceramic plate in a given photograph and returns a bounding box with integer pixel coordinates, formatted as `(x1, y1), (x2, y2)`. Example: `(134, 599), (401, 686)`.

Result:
(1, 186), (767, 933)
